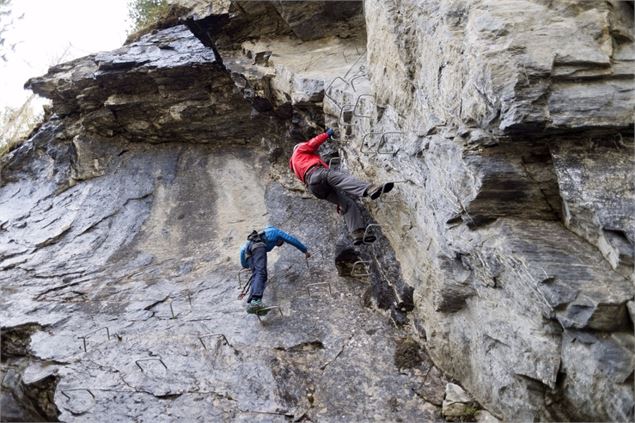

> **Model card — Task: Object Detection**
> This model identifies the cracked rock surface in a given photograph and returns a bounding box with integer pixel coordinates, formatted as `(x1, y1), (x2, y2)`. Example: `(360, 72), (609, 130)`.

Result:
(1, 133), (446, 421)
(1, 3), (446, 421)
(2, 1), (634, 422)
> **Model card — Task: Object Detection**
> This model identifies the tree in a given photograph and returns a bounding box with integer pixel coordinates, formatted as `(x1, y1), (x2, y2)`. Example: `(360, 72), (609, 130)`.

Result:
(0, 45), (68, 157)
(0, 95), (42, 156)
(127, 0), (169, 33)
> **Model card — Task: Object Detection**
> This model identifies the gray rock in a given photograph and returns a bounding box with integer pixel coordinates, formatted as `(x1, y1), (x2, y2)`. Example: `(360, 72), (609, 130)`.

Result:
(365, 0), (634, 135)
(558, 330), (635, 422)
(25, 25), (269, 144)
(475, 409), (501, 423)
(442, 383), (478, 419)
(2, 19), (442, 417)
(343, 0), (634, 420)
(4, 1), (634, 422)
(550, 136), (635, 279)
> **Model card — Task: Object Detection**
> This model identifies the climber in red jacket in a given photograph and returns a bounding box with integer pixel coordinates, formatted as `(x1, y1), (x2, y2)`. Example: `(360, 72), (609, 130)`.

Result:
(289, 128), (394, 245)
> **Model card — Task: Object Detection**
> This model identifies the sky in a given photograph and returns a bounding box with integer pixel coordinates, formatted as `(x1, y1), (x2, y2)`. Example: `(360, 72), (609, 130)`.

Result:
(0, 0), (130, 110)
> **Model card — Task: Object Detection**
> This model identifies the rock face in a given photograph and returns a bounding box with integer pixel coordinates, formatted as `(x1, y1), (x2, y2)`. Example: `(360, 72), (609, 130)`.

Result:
(351, 0), (633, 421)
(25, 25), (272, 144)
(442, 383), (479, 421)
(1, 2), (442, 422)
(1, 0), (633, 422)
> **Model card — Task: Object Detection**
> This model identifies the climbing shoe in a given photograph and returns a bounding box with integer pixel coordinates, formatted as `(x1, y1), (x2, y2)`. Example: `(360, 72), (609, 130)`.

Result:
(246, 298), (267, 315)
(367, 182), (394, 200)
(352, 229), (376, 245)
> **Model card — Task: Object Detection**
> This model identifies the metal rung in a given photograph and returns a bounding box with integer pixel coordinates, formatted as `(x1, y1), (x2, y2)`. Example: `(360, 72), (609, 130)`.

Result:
(77, 327), (111, 352)
(168, 298), (177, 319)
(360, 132), (380, 154)
(325, 76), (351, 106)
(164, 295), (194, 320)
(61, 388), (95, 400)
(352, 94), (375, 119)
(360, 131), (403, 156)
(351, 260), (371, 277)
(377, 132), (402, 155)
(306, 282), (333, 297)
(198, 333), (232, 350)
(256, 306), (283, 323)
(350, 74), (369, 92)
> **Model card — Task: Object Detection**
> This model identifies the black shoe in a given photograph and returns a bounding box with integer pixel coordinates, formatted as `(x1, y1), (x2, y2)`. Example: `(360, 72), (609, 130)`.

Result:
(363, 233), (377, 243)
(368, 182), (394, 200)
(352, 229), (376, 245)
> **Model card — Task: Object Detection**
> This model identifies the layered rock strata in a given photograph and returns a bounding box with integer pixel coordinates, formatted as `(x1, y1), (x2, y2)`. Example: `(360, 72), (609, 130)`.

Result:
(1, 2), (445, 421)
(347, 0), (634, 420)
(1, 0), (633, 422)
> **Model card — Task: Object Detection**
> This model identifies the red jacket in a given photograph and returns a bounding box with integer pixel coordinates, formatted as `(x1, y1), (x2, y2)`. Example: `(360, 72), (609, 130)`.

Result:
(289, 132), (330, 183)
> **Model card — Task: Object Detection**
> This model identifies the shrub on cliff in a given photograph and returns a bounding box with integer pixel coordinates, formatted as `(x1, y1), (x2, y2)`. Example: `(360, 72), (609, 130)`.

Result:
(127, 0), (170, 33)
(126, 0), (187, 44)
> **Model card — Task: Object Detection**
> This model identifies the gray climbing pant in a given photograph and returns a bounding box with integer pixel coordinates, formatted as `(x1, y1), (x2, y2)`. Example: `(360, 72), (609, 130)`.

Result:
(306, 167), (370, 233)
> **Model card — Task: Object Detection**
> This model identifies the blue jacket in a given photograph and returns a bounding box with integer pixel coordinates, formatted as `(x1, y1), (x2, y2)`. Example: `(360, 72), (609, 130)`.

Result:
(239, 226), (308, 268)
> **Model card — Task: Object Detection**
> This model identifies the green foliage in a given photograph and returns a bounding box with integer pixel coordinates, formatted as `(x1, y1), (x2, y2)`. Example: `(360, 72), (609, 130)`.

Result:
(456, 405), (479, 422)
(127, 0), (170, 33)
(0, 95), (42, 157)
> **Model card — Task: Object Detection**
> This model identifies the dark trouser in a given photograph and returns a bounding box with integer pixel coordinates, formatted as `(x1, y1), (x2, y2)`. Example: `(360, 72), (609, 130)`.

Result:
(306, 167), (369, 233)
(247, 243), (267, 302)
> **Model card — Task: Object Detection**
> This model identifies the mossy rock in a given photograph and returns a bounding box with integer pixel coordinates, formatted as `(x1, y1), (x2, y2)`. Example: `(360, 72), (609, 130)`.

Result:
(394, 336), (423, 369)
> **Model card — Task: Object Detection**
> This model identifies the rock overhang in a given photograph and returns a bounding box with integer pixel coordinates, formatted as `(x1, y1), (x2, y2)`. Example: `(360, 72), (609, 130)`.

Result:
(25, 25), (270, 144)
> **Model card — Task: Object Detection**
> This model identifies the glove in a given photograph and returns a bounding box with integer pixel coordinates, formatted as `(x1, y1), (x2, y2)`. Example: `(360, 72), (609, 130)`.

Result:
(326, 128), (335, 137)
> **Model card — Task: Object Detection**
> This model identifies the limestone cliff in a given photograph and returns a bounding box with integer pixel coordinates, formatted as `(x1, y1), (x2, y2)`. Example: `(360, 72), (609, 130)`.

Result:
(1, 1), (633, 422)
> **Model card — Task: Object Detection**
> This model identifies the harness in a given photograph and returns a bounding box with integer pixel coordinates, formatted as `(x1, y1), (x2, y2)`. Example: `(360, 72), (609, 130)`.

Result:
(247, 230), (265, 243)
(303, 164), (324, 185)
(245, 230), (266, 260)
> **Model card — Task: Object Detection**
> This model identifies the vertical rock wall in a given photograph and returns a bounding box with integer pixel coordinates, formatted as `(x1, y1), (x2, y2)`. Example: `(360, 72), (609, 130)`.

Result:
(0, 4), (446, 421)
(329, 0), (634, 421)
(1, 1), (633, 421)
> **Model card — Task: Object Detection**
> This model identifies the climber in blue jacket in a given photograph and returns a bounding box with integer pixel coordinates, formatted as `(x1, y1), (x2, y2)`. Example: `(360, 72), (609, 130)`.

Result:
(239, 226), (310, 314)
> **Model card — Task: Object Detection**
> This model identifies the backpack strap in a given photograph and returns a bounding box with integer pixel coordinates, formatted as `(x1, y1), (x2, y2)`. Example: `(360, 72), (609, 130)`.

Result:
(246, 230), (267, 252)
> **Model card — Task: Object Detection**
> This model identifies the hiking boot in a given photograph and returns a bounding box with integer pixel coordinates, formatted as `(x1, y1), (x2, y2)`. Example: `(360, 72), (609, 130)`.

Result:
(246, 298), (266, 314)
(352, 229), (376, 245)
(367, 182), (394, 200)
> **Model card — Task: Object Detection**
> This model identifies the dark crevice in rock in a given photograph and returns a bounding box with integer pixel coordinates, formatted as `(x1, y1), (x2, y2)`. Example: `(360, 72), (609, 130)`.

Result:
(184, 14), (230, 66)
(1, 323), (46, 359)
(274, 341), (324, 353)
(34, 280), (84, 300)
(1, 324), (61, 422)
(353, 214), (415, 324)
(142, 295), (170, 311)
(464, 140), (562, 227)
